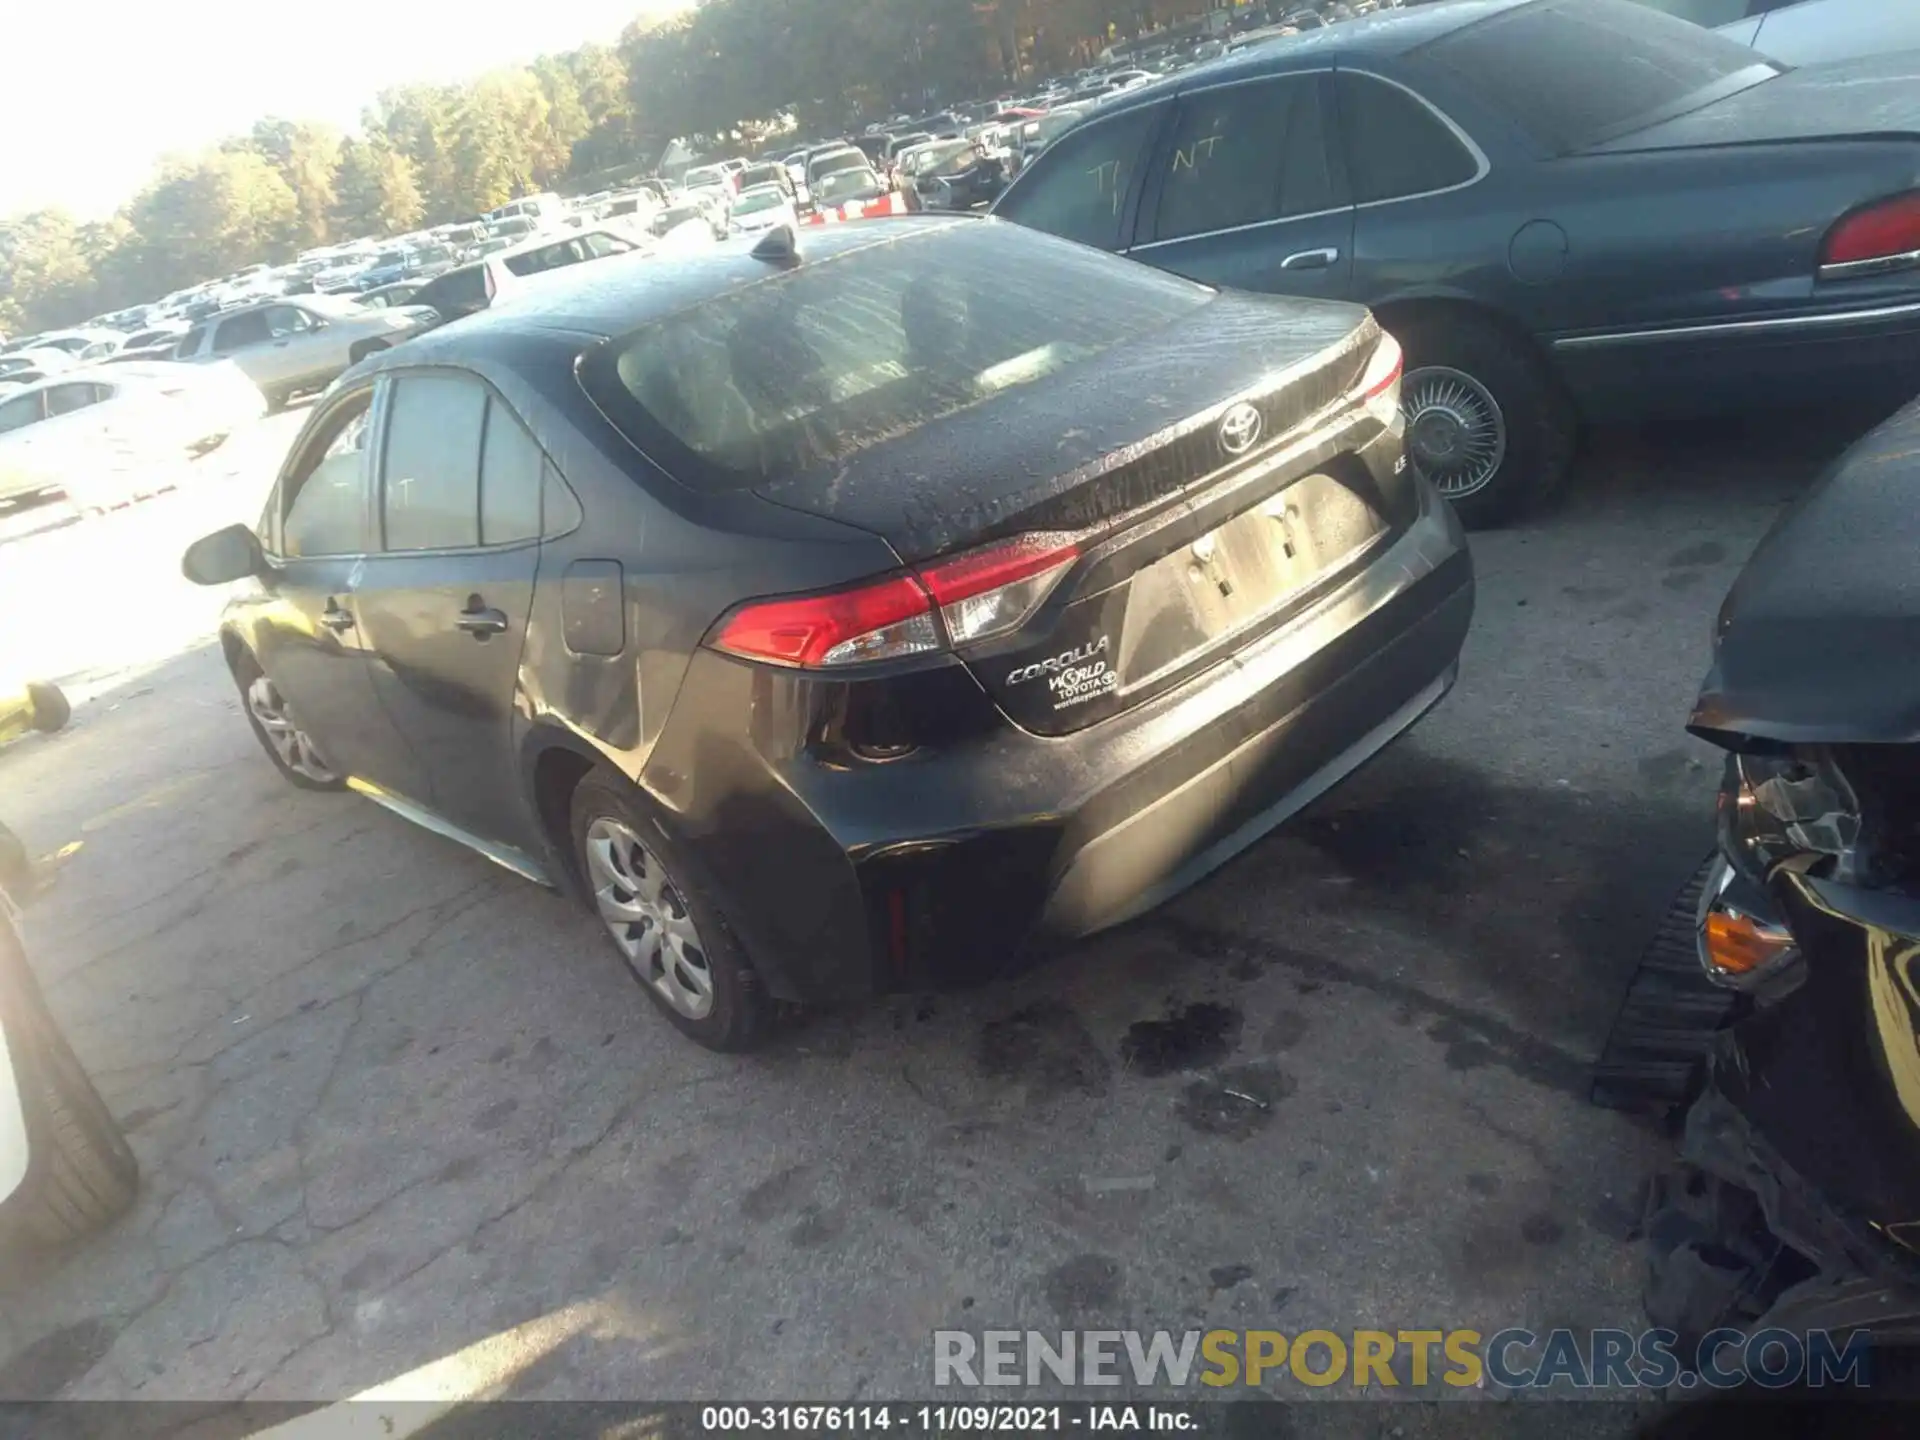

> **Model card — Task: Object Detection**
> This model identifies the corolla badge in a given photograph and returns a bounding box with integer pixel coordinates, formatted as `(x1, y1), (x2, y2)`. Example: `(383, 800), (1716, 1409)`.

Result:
(1218, 401), (1263, 457)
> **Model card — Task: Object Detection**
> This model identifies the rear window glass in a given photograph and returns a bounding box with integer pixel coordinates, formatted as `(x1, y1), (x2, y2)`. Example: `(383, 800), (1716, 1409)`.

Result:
(581, 222), (1210, 491)
(1409, 0), (1778, 154)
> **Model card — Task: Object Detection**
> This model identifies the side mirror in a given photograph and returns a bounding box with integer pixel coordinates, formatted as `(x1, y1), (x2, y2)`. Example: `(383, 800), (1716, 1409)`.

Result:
(181, 523), (264, 586)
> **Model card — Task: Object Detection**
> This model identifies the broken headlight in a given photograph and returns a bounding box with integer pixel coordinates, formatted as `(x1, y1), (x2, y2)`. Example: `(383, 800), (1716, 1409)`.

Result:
(1718, 747), (1863, 885)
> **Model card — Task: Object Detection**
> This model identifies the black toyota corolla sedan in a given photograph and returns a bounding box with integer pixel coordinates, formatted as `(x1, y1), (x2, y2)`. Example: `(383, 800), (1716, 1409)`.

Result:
(183, 217), (1473, 1050)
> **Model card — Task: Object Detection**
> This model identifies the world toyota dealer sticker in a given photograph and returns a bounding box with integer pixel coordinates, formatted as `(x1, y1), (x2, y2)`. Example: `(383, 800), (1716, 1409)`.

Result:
(1005, 636), (1117, 710)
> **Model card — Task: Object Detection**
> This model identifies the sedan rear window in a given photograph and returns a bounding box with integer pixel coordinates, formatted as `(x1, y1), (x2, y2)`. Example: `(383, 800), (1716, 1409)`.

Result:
(581, 222), (1210, 490)
(1408, 0), (1779, 155)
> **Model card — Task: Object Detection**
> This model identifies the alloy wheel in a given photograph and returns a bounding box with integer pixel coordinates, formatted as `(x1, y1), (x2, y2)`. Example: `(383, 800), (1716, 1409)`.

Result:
(246, 675), (340, 784)
(1402, 366), (1507, 500)
(584, 817), (715, 1020)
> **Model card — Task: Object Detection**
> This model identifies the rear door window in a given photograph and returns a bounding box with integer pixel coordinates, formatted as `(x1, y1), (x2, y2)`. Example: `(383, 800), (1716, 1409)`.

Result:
(478, 398), (544, 546)
(380, 373), (486, 551)
(213, 310), (271, 353)
(43, 383), (105, 417)
(265, 305), (314, 337)
(1334, 73), (1479, 204)
(1150, 75), (1335, 242)
(993, 102), (1166, 251)
(0, 394), (43, 434)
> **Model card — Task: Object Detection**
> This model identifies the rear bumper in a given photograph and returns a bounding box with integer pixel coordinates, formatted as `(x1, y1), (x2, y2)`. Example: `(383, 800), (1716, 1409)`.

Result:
(1551, 298), (1920, 421)
(650, 489), (1473, 1002)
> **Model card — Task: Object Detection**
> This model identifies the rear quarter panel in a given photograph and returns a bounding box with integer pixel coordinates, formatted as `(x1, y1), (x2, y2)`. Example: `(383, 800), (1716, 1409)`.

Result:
(1538, 141), (1920, 338)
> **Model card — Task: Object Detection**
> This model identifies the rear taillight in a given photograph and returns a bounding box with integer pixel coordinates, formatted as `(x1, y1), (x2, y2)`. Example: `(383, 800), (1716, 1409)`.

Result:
(712, 575), (938, 668)
(1819, 191), (1920, 279)
(1359, 333), (1403, 429)
(711, 533), (1080, 669)
(921, 532), (1079, 644)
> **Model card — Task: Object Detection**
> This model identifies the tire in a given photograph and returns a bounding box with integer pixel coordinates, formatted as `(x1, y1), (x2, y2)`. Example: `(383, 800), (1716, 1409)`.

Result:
(568, 771), (772, 1052)
(230, 650), (346, 792)
(1392, 312), (1576, 529)
(25, 682), (69, 734)
(348, 340), (390, 367)
(262, 388), (287, 415)
(0, 920), (138, 1247)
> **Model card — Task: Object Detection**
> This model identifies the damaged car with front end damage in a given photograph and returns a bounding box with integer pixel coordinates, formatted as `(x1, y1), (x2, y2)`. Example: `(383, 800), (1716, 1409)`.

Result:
(1598, 393), (1920, 1372)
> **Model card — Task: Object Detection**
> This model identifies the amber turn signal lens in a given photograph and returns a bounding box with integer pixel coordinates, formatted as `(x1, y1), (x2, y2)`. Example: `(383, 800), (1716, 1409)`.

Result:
(1704, 910), (1795, 976)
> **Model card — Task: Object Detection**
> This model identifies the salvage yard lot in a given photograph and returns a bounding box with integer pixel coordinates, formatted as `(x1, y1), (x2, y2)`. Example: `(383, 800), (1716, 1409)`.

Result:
(0, 410), (1842, 1402)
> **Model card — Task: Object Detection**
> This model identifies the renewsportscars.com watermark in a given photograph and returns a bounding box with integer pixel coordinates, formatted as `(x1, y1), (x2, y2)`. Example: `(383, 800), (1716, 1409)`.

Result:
(933, 1328), (1874, 1391)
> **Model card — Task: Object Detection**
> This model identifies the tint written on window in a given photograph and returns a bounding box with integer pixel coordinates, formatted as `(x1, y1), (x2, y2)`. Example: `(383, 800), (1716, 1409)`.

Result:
(1336, 74), (1478, 206)
(1153, 76), (1334, 242)
(1407, 0), (1777, 155)
(382, 374), (485, 550)
(994, 103), (1163, 251)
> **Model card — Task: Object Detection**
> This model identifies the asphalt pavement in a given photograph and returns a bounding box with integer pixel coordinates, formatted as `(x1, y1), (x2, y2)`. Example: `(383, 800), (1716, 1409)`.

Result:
(0, 405), (1855, 1409)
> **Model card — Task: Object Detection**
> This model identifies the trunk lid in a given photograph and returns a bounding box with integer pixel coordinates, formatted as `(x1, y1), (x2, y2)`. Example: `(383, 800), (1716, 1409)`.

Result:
(755, 291), (1405, 735)
(1586, 53), (1920, 153)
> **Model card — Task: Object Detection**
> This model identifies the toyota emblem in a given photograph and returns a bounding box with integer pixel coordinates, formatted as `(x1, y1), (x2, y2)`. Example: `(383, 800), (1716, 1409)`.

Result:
(1219, 401), (1263, 457)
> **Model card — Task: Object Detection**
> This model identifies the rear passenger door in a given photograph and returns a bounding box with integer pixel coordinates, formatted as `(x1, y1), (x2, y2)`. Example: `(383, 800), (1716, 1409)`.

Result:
(352, 370), (554, 852)
(1128, 72), (1354, 300)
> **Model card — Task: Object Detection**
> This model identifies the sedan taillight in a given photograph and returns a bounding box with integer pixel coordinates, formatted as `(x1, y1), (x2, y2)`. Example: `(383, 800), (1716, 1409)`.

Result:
(711, 533), (1081, 669)
(1819, 190), (1920, 280)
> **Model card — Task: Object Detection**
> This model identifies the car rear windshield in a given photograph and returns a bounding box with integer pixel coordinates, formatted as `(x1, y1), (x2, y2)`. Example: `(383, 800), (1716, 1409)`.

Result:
(580, 222), (1211, 491)
(1408, 0), (1779, 155)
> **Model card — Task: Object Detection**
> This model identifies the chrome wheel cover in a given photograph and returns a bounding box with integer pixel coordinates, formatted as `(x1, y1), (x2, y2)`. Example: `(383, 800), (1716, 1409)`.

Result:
(1402, 366), (1507, 499)
(246, 675), (340, 784)
(584, 817), (714, 1020)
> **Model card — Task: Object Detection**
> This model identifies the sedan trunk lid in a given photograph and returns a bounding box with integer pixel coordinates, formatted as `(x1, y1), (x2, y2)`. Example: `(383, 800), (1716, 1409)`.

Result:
(755, 292), (1407, 735)
(1586, 52), (1920, 153)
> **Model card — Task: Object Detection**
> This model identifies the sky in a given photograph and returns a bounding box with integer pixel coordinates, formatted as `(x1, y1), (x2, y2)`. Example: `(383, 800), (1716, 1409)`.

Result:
(3, 0), (689, 220)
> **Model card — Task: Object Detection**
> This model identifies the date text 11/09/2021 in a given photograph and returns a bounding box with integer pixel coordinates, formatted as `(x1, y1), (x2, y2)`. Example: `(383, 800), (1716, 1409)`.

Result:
(701, 1407), (1190, 1433)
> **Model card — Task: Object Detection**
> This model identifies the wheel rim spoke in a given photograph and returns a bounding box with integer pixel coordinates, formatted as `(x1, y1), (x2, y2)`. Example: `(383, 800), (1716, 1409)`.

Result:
(1401, 366), (1508, 500)
(584, 818), (714, 1021)
(248, 675), (339, 783)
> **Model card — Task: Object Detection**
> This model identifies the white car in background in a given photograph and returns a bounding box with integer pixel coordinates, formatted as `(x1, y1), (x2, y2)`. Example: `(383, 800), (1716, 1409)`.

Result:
(0, 888), (137, 1249)
(0, 349), (80, 390)
(0, 362), (266, 511)
(728, 183), (799, 235)
(11, 329), (124, 363)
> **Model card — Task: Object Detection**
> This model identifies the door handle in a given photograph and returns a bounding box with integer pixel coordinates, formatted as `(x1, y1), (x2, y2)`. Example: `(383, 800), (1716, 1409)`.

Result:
(1279, 247), (1339, 271)
(321, 601), (355, 632)
(455, 599), (509, 637)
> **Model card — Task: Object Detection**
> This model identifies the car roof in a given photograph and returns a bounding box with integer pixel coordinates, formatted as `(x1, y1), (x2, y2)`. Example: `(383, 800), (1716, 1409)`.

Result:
(1092, 0), (1534, 116)
(398, 215), (970, 348)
